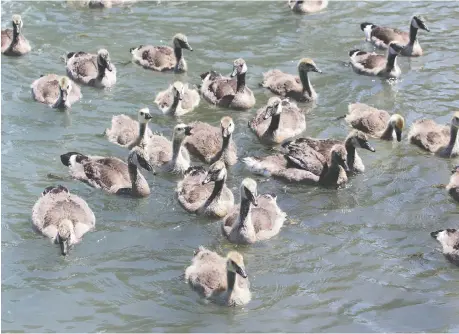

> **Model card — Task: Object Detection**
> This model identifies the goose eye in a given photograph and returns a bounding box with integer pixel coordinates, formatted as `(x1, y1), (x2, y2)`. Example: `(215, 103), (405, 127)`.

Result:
(140, 112), (144, 116)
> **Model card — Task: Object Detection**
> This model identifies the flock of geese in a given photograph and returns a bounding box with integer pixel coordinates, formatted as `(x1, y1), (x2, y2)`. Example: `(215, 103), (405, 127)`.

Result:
(3, 1), (459, 307)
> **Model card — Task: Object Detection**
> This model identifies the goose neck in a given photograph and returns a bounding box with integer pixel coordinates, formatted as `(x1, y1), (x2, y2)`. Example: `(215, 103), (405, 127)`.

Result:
(386, 53), (397, 71)
(344, 141), (356, 170)
(409, 25), (418, 44)
(174, 47), (182, 63)
(447, 124), (458, 150)
(238, 198), (252, 228)
(380, 121), (394, 140)
(226, 270), (237, 294)
(236, 72), (246, 93)
(267, 113), (281, 133)
(170, 93), (181, 114)
(172, 137), (183, 160)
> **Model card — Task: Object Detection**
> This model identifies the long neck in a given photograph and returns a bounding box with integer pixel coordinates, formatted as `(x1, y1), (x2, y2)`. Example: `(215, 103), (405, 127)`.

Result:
(238, 198), (252, 228)
(174, 47), (182, 63)
(380, 122), (394, 140)
(386, 53), (397, 71)
(409, 24), (418, 44)
(299, 70), (312, 96)
(267, 113), (281, 133)
(214, 134), (231, 162)
(447, 125), (458, 150)
(52, 89), (65, 108)
(202, 177), (226, 208)
(170, 93), (180, 114)
(172, 137), (183, 160)
(128, 123), (147, 149)
(12, 26), (20, 43)
(97, 62), (106, 80)
(236, 72), (246, 93)
(127, 162), (139, 191)
(226, 270), (236, 294)
(344, 141), (355, 170)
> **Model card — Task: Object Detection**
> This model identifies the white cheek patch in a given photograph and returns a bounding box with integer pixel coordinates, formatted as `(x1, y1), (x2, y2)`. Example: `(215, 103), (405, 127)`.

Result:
(437, 230), (448, 243)
(69, 155), (78, 167)
(411, 18), (419, 29)
(241, 63), (248, 74)
(363, 25), (373, 41)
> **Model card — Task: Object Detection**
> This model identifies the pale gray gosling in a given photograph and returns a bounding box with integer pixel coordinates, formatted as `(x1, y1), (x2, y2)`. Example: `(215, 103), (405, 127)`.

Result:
(361, 16), (429, 56)
(261, 58), (322, 102)
(155, 81), (200, 116)
(349, 42), (404, 79)
(1, 14), (31, 56)
(176, 160), (234, 218)
(431, 229), (459, 266)
(249, 97), (306, 145)
(288, 0), (328, 13)
(105, 107), (153, 149)
(65, 49), (116, 88)
(130, 33), (193, 72)
(184, 116), (238, 166)
(60, 148), (153, 197)
(31, 75), (82, 109)
(408, 112), (459, 158)
(447, 166), (459, 202)
(32, 185), (95, 256)
(345, 103), (405, 142)
(185, 247), (251, 306)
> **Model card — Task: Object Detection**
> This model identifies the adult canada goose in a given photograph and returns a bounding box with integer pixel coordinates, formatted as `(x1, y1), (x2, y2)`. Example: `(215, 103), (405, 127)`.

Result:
(31, 75), (82, 109)
(243, 144), (349, 187)
(185, 247), (251, 306)
(361, 16), (429, 57)
(154, 81), (200, 116)
(65, 49), (116, 88)
(430, 229), (459, 265)
(261, 58), (322, 102)
(31, 185), (95, 256)
(283, 130), (375, 174)
(249, 97), (306, 145)
(446, 166), (459, 202)
(1, 14), (31, 56)
(349, 42), (404, 79)
(130, 33), (192, 73)
(105, 108), (153, 149)
(344, 103), (405, 142)
(60, 147), (153, 197)
(184, 116), (238, 166)
(200, 58), (256, 110)
(222, 178), (286, 244)
(176, 161), (234, 218)
(288, 0), (328, 13)
(408, 112), (459, 158)
(141, 123), (192, 174)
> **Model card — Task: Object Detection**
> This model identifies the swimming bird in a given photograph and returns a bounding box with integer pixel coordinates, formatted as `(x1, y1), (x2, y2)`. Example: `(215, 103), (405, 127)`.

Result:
(154, 81), (200, 116)
(447, 166), (459, 202)
(184, 116), (238, 166)
(130, 33), (192, 72)
(249, 97), (306, 145)
(185, 246), (251, 306)
(222, 178), (286, 244)
(408, 112), (459, 158)
(430, 229), (459, 266)
(1, 14), (31, 56)
(261, 58), (322, 102)
(344, 103), (405, 142)
(60, 147), (153, 197)
(105, 108), (153, 149)
(176, 160), (234, 218)
(349, 42), (404, 79)
(361, 16), (429, 57)
(200, 58), (256, 110)
(32, 185), (95, 256)
(31, 75), (82, 109)
(65, 49), (116, 88)
(288, 0), (328, 13)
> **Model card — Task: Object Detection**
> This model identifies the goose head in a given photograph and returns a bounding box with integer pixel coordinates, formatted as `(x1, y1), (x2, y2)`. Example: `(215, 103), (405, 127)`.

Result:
(128, 147), (155, 174)
(58, 77), (72, 105)
(411, 15), (429, 32)
(202, 160), (227, 185)
(173, 33), (193, 51)
(137, 107), (152, 124)
(451, 165), (459, 174)
(220, 116), (235, 138)
(262, 97), (290, 120)
(56, 219), (73, 256)
(97, 49), (113, 72)
(330, 145), (350, 172)
(173, 123), (193, 142)
(226, 251), (248, 278)
(298, 58), (322, 75)
(360, 22), (376, 41)
(347, 130), (375, 152)
(451, 112), (459, 128)
(230, 58), (247, 77)
(240, 178), (258, 206)
(172, 81), (185, 101)
(12, 14), (23, 33)
(388, 42), (404, 56)
(42, 185), (69, 196)
(431, 228), (459, 250)
(389, 114), (405, 142)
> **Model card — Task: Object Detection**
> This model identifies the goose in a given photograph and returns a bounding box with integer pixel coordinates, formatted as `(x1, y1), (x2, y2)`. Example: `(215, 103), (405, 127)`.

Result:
(31, 75), (82, 109)
(361, 16), (429, 57)
(282, 130), (375, 174)
(185, 246), (251, 306)
(65, 49), (116, 88)
(249, 97), (306, 145)
(32, 185), (95, 256)
(430, 229), (459, 265)
(344, 103), (405, 142)
(60, 147), (153, 197)
(261, 58), (322, 102)
(141, 123), (192, 174)
(154, 81), (200, 116)
(200, 58), (256, 110)
(184, 116), (238, 166)
(176, 160), (234, 218)
(408, 112), (459, 158)
(349, 42), (404, 79)
(105, 108), (153, 149)
(243, 144), (349, 187)
(130, 33), (192, 73)
(1, 14), (31, 56)
(288, 0), (328, 13)
(446, 166), (459, 202)
(221, 178), (286, 244)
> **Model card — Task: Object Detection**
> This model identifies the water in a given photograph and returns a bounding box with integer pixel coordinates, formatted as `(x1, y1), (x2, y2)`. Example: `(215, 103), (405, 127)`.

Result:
(2, 1), (459, 332)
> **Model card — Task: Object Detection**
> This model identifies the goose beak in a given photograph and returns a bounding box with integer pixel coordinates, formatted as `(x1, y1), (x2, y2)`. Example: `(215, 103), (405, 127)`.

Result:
(145, 113), (152, 120)
(236, 266), (248, 279)
(202, 174), (212, 185)
(395, 128), (403, 142)
(230, 67), (238, 78)
(313, 66), (322, 73)
(59, 238), (69, 256)
(430, 230), (442, 239)
(263, 106), (274, 120)
(451, 166), (459, 174)
(185, 126), (193, 136)
(106, 61), (113, 72)
(363, 141), (376, 152)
